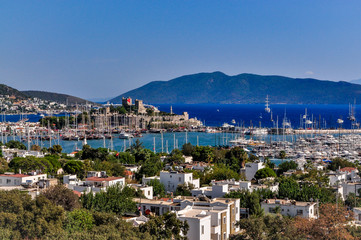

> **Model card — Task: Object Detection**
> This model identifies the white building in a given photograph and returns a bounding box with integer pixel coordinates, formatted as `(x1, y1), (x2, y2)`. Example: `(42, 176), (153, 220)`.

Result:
(261, 199), (318, 219)
(160, 171), (200, 193)
(177, 207), (211, 240)
(0, 173), (47, 187)
(129, 184), (153, 199)
(135, 196), (240, 240)
(353, 207), (361, 223)
(242, 162), (265, 181)
(66, 172), (125, 194)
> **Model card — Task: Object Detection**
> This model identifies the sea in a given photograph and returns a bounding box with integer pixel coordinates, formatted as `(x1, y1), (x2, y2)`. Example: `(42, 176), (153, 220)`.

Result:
(1, 104), (359, 154)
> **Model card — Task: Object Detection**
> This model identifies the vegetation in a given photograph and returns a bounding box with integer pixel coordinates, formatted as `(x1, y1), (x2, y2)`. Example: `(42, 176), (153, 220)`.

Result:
(109, 71), (361, 104)
(254, 167), (277, 180)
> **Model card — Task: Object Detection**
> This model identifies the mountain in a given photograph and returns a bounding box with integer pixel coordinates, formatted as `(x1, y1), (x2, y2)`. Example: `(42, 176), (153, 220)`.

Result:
(0, 84), (28, 99)
(22, 90), (96, 105)
(109, 72), (361, 104)
(350, 79), (361, 85)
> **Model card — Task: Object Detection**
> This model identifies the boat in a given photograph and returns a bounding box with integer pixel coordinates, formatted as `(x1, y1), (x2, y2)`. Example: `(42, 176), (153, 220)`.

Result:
(265, 95), (271, 113)
(119, 132), (133, 139)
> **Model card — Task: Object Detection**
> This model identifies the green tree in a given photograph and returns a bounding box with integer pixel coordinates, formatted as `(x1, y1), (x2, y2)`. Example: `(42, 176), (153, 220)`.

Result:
(147, 179), (166, 197)
(42, 185), (80, 211)
(328, 157), (355, 171)
(254, 167), (276, 180)
(139, 212), (189, 240)
(191, 146), (214, 162)
(63, 160), (84, 178)
(49, 144), (63, 154)
(277, 160), (298, 175)
(65, 209), (94, 233)
(81, 185), (137, 215)
(5, 140), (26, 150)
(182, 143), (194, 156)
(278, 150), (287, 159)
(175, 183), (194, 196)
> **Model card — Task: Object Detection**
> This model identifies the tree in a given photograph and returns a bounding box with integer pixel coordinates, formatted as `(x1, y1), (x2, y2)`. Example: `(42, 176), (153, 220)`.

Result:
(137, 156), (164, 178)
(175, 183), (194, 196)
(49, 144), (63, 154)
(224, 190), (265, 216)
(328, 157), (355, 171)
(30, 144), (41, 151)
(234, 214), (294, 240)
(254, 167), (276, 180)
(278, 150), (287, 159)
(42, 185), (81, 211)
(292, 203), (354, 239)
(5, 140), (26, 150)
(147, 179), (166, 197)
(278, 177), (300, 200)
(191, 146), (214, 163)
(277, 160), (298, 175)
(168, 149), (185, 165)
(139, 212), (189, 240)
(65, 209), (94, 233)
(63, 160), (84, 177)
(182, 143), (194, 156)
(203, 164), (240, 184)
(81, 185), (137, 215)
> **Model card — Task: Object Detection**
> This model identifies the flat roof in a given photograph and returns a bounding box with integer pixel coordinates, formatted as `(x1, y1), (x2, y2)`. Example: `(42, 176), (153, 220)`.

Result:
(0, 174), (36, 178)
(263, 199), (316, 207)
(86, 176), (124, 182)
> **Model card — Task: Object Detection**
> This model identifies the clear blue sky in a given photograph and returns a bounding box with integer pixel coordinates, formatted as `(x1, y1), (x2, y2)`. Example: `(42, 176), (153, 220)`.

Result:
(1, 0), (361, 100)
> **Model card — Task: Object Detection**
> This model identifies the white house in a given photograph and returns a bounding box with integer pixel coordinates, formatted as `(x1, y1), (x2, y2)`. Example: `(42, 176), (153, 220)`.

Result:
(242, 162), (265, 180)
(129, 184), (153, 199)
(135, 196), (240, 240)
(261, 199), (318, 219)
(0, 173), (47, 187)
(160, 171), (200, 193)
(177, 207), (211, 240)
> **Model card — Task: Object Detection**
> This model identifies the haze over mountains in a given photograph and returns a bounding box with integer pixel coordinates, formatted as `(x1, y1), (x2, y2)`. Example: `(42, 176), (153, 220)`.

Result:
(110, 72), (361, 104)
(0, 84), (95, 105)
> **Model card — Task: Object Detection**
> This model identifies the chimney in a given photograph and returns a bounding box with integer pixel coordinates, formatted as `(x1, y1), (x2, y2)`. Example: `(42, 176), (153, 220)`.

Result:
(19, 169), (21, 174)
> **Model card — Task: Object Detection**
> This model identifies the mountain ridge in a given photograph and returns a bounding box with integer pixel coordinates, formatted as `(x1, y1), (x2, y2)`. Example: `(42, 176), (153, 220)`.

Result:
(22, 90), (96, 105)
(110, 72), (361, 104)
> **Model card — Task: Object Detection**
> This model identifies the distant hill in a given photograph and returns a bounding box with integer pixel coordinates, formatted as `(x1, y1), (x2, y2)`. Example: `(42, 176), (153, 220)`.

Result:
(110, 72), (361, 104)
(22, 90), (96, 105)
(0, 84), (28, 99)
(350, 79), (361, 85)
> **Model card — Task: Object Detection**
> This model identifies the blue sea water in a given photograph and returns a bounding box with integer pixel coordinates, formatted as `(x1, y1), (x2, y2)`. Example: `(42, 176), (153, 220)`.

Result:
(2, 104), (359, 153)
(156, 104), (356, 129)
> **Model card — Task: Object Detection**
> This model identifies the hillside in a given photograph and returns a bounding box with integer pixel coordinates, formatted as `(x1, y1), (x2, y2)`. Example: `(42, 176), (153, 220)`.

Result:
(22, 90), (95, 105)
(110, 72), (361, 104)
(0, 84), (28, 99)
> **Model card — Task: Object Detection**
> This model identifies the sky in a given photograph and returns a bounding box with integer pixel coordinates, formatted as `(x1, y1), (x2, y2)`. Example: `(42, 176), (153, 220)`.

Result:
(1, 1), (361, 100)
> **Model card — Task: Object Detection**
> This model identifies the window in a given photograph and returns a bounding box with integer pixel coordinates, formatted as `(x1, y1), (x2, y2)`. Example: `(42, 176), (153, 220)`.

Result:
(201, 225), (204, 234)
(224, 233), (226, 239)
(297, 210), (303, 215)
(170, 175), (172, 178)
(148, 191), (150, 195)
(179, 177), (181, 182)
(0, 179), (2, 184)
(223, 216), (226, 224)
(6, 179), (11, 184)
(269, 207), (275, 213)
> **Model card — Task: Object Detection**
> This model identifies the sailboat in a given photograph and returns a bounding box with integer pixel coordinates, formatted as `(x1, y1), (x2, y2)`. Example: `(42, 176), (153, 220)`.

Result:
(265, 95), (271, 113)
(348, 101), (356, 122)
